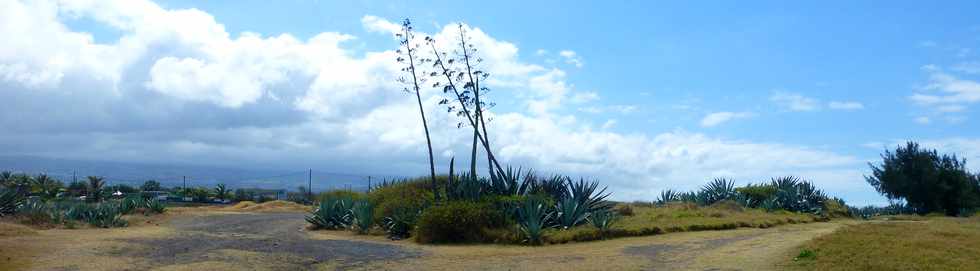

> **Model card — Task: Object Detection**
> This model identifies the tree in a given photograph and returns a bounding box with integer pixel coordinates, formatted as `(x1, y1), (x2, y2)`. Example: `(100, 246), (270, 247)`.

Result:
(866, 142), (980, 215)
(397, 19), (439, 201)
(31, 174), (64, 199)
(214, 183), (229, 201)
(67, 180), (88, 197)
(141, 180), (162, 191)
(86, 176), (106, 202)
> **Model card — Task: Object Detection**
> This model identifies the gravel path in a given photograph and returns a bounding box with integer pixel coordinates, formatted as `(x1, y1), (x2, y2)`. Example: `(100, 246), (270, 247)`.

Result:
(120, 212), (422, 270)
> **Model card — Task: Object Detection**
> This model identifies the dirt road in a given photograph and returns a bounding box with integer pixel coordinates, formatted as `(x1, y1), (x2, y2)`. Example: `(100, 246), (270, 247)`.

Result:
(0, 210), (849, 270)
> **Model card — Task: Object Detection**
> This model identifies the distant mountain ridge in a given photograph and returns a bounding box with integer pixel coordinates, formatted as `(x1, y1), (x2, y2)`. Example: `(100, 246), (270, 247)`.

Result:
(0, 155), (393, 192)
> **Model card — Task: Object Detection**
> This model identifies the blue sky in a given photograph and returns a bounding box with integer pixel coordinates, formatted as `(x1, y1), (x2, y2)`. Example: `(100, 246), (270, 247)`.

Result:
(139, 0), (980, 149)
(3, 0), (980, 205)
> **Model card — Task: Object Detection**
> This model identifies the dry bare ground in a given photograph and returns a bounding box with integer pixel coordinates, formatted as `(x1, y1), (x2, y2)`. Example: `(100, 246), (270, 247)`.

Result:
(0, 204), (851, 271)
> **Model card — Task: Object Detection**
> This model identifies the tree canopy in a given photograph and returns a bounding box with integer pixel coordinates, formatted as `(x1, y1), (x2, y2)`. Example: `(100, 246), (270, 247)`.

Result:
(866, 142), (980, 216)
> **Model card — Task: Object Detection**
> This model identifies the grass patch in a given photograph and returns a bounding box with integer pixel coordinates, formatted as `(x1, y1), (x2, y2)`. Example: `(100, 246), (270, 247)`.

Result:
(542, 202), (818, 244)
(789, 216), (980, 270)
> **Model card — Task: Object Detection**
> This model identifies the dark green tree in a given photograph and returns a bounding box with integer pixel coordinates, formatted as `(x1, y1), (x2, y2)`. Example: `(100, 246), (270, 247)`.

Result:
(866, 142), (980, 215)
(141, 180), (162, 191)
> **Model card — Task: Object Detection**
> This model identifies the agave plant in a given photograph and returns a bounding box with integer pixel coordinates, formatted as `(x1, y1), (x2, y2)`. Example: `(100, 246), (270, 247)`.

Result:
(517, 196), (552, 245)
(539, 175), (569, 202)
(306, 196), (353, 230)
(17, 198), (53, 224)
(383, 206), (423, 240)
(700, 178), (737, 205)
(566, 178), (613, 213)
(554, 197), (589, 229)
(119, 195), (143, 215)
(657, 189), (679, 205)
(348, 200), (374, 234)
(85, 203), (128, 228)
(446, 172), (484, 201)
(678, 191), (700, 204)
(589, 209), (620, 235)
(145, 199), (167, 215)
(0, 188), (23, 217)
(488, 166), (521, 196)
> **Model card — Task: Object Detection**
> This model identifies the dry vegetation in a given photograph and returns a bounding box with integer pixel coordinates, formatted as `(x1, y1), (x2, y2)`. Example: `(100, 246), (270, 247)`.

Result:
(542, 202), (819, 244)
(787, 215), (980, 271)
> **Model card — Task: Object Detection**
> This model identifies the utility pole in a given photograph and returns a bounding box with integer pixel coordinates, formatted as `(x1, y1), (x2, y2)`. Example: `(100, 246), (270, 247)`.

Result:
(72, 170), (76, 183)
(183, 176), (186, 191)
(308, 169), (312, 202)
(368, 176), (372, 193)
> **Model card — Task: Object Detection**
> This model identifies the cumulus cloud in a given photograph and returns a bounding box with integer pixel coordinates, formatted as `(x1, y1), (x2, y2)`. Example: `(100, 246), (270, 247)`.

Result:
(0, 0), (874, 203)
(700, 112), (754, 127)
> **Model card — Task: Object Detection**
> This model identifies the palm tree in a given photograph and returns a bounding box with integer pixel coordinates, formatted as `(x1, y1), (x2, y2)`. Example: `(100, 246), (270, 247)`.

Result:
(31, 174), (63, 199)
(214, 184), (229, 201)
(87, 176), (105, 202)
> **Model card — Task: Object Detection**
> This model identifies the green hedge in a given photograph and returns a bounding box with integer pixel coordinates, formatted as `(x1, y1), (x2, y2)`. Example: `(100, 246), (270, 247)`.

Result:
(414, 201), (507, 244)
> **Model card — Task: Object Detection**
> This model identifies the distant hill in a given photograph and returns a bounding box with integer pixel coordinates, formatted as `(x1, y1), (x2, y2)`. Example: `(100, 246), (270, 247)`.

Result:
(0, 155), (398, 192)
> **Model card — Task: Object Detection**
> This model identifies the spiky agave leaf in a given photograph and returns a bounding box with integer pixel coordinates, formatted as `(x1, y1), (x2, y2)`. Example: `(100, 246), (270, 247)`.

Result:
(554, 197), (589, 229)
(566, 178), (613, 213)
(657, 189), (679, 205)
(588, 209), (620, 234)
(306, 196), (353, 230)
(0, 188), (23, 217)
(700, 178), (737, 205)
(348, 200), (374, 234)
(489, 166), (521, 196)
(446, 172), (484, 201)
(383, 206), (423, 240)
(517, 196), (552, 245)
(539, 175), (569, 202)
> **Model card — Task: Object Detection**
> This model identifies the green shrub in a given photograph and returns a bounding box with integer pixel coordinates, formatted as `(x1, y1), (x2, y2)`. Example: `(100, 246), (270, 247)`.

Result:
(370, 178), (435, 223)
(736, 183), (776, 207)
(318, 190), (366, 202)
(415, 201), (506, 244)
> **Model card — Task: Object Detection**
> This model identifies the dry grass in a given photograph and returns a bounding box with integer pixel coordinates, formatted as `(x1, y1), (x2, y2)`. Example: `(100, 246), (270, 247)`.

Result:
(219, 200), (311, 212)
(787, 216), (980, 270)
(543, 202), (819, 244)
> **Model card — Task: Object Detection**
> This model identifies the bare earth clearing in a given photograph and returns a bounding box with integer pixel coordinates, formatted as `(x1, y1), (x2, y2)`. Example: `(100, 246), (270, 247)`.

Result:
(0, 206), (850, 271)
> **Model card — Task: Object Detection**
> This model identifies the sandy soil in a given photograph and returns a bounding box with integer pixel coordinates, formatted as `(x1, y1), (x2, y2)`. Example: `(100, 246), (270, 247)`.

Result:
(0, 205), (852, 271)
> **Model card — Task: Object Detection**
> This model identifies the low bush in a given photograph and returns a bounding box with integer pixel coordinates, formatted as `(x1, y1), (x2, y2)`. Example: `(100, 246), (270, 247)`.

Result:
(415, 201), (506, 244)
(1, 188), (24, 217)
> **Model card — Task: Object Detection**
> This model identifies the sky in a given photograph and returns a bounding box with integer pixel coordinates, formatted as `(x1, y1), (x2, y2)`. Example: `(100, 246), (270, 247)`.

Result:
(2, 0), (980, 205)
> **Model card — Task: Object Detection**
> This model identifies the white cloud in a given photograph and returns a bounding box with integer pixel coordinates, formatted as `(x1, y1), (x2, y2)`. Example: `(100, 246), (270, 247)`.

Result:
(558, 50), (583, 68)
(827, 101), (865, 110)
(910, 67), (980, 116)
(0, 1), (875, 203)
(361, 15), (401, 35)
(700, 112), (754, 127)
(770, 92), (820, 111)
